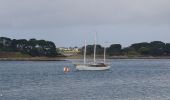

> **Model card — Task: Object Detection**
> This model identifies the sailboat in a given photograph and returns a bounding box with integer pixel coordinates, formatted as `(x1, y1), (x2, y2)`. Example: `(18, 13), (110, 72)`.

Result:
(75, 34), (110, 71)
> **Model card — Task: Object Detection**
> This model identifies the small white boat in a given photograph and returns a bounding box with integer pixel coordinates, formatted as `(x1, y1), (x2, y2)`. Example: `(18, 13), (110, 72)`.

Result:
(75, 33), (110, 71)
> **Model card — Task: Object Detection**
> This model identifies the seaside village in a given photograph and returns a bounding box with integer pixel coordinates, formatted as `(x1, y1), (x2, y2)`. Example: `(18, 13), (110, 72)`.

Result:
(57, 47), (80, 56)
(0, 37), (81, 57)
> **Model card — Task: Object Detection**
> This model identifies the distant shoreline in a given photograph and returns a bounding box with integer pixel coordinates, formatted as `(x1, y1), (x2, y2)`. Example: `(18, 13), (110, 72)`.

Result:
(1, 56), (170, 61)
(108, 56), (170, 59)
(65, 55), (170, 59)
(0, 57), (66, 61)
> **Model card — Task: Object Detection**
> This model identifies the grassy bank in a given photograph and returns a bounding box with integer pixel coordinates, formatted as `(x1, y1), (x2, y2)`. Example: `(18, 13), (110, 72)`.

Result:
(0, 52), (66, 61)
(0, 52), (31, 58)
(1, 52), (170, 61)
(0, 57), (66, 61)
(65, 55), (170, 59)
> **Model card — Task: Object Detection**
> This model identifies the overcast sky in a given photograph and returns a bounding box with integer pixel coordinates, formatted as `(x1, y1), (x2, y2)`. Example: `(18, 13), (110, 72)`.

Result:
(0, 0), (170, 47)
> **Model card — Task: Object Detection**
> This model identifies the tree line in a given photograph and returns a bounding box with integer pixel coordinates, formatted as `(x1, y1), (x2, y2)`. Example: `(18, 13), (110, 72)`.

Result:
(80, 41), (170, 56)
(1, 36), (170, 57)
(0, 37), (58, 57)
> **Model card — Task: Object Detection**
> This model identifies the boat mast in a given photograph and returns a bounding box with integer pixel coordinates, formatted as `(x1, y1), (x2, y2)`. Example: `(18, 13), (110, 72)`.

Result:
(104, 42), (107, 64)
(84, 40), (87, 65)
(94, 33), (97, 63)
(104, 46), (106, 64)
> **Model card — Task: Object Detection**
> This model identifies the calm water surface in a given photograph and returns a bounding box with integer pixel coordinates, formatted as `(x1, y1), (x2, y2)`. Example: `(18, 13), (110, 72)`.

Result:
(0, 59), (170, 100)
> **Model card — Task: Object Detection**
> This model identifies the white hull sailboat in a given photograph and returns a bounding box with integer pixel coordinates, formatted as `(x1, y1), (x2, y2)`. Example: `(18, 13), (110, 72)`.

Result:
(76, 63), (110, 71)
(75, 34), (110, 71)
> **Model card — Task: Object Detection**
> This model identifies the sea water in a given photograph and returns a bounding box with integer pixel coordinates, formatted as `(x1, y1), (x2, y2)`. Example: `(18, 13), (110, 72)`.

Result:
(0, 59), (170, 100)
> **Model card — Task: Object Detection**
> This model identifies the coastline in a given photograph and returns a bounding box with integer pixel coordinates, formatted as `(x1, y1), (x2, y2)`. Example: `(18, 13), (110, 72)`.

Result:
(65, 55), (170, 59)
(0, 57), (66, 61)
(1, 56), (170, 61)
(108, 56), (170, 59)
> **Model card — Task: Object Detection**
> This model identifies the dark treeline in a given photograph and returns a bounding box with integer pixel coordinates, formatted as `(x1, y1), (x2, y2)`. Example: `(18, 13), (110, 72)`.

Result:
(0, 37), (58, 57)
(1, 36), (170, 57)
(81, 44), (121, 56)
(81, 41), (170, 56)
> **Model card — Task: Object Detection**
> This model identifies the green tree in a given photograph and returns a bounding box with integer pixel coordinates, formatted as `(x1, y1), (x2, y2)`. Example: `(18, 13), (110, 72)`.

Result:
(122, 47), (139, 56)
(130, 42), (150, 51)
(0, 37), (12, 51)
(149, 41), (165, 56)
(107, 44), (122, 56)
(81, 44), (104, 55)
(165, 43), (170, 55)
(138, 47), (150, 55)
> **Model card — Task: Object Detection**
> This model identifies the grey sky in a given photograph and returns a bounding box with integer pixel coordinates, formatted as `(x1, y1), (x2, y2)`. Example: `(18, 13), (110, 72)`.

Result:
(0, 0), (170, 47)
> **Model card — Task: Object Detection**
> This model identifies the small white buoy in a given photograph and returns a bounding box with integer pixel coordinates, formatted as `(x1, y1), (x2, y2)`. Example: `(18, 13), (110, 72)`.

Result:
(0, 94), (3, 96)
(63, 67), (70, 72)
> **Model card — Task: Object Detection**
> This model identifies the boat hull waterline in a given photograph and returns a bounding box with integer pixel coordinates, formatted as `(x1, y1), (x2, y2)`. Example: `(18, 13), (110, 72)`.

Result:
(76, 64), (111, 71)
